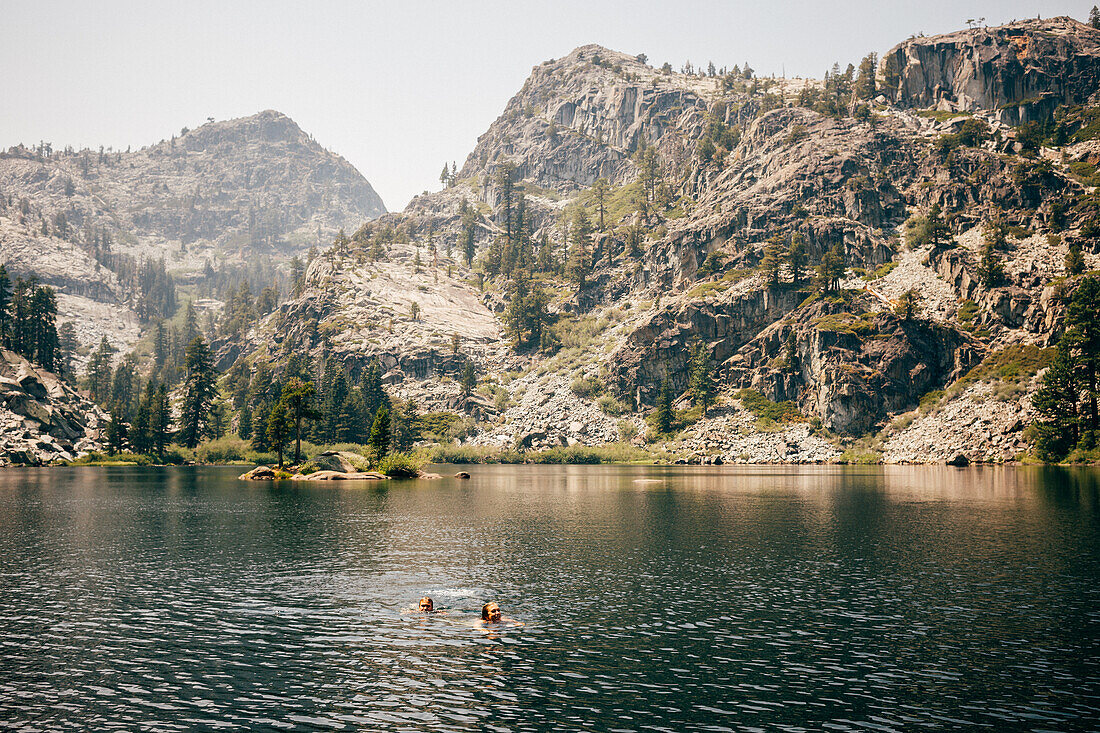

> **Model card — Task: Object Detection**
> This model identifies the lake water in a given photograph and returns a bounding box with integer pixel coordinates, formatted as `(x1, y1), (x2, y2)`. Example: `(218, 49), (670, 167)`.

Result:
(1, 465), (1098, 731)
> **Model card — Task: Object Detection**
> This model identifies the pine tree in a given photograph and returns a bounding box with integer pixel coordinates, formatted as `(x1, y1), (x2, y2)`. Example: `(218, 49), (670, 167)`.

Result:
(654, 377), (674, 434)
(855, 53), (877, 100)
(460, 201), (478, 266)
(977, 223), (1005, 287)
(591, 178), (611, 231)
(249, 363), (279, 452)
(1066, 243), (1085, 276)
(56, 321), (78, 379)
(495, 163), (516, 240)
(266, 399), (292, 467)
(536, 231), (555, 273)
(85, 337), (116, 405)
(210, 399), (229, 439)
(105, 415), (126, 455)
(1090, 5), (1100, 29)
(0, 264), (10, 345)
(566, 209), (593, 288)
(817, 244), (846, 293)
(977, 241), (1004, 287)
(179, 337), (218, 448)
(109, 354), (138, 422)
(280, 378), (320, 464)
(391, 400), (419, 453)
(182, 301), (199, 348)
(153, 321), (169, 374)
(361, 360), (387, 418)
(788, 233), (807, 285)
(457, 361), (476, 397)
(320, 362), (349, 443)
(895, 289), (921, 321)
(1032, 344), (1080, 460)
(759, 235), (785, 289)
(784, 332), (800, 371)
(368, 406), (391, 461)
(502, 274), (552, 350)
(238, 401), (253, 441)
(150, 383), (172, 460)
(336, 388), (369, 444)
(925, 204), (952, 247)
(688, 342), (714, 416)
(1066, 277), (1100, 434)
(29, 284), (58, 371)
(131, 381), (154, 455)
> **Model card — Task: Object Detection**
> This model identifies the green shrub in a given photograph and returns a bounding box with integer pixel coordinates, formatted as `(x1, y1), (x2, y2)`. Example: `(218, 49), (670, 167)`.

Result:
(194, 436), (250, 463)
(836, 449), (882, 464)
(378, 452), (424, 478)
(736, 389), (805, 426)
(618, 420), (639, 441)
(597, 394), (630, 415)
(416, 412), (464, 441)
(528, 442), (661, 464)
(919, 389), (945, 413)
(812, 311), (876, 336)
(863, 261), (897, 280)
(957, 345), (1054, 388)
(162, 447), (190, 465)
(67, 451), (153, 466)
(570, 375), (603, 399)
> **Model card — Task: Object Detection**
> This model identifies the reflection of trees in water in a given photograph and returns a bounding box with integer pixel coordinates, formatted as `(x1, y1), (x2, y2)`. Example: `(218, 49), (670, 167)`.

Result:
(1032, 465), (1100, 513)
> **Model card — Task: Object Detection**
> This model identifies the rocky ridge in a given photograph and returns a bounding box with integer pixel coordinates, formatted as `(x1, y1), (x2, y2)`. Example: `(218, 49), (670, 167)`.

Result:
(223, 18), (1100, 464)
(0, 110), (385, 356)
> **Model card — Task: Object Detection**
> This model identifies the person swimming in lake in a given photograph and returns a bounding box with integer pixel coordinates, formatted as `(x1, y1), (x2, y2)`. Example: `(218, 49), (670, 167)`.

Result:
(404, 596), (445, 615)
(480, 601), (522, 627)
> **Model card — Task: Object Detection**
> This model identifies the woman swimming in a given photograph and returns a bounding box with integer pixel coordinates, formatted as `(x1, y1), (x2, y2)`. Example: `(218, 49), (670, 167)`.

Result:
(479, 601), (522, 627)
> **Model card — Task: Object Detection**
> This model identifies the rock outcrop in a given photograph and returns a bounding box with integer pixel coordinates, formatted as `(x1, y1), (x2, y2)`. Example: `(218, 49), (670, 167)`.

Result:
(0, 350), (106, 465)
(886, 17), (1100, 124)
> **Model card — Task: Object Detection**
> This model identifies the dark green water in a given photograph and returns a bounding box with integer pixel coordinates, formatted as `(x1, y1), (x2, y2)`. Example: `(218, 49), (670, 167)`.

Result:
(1, 465), (1098, 731)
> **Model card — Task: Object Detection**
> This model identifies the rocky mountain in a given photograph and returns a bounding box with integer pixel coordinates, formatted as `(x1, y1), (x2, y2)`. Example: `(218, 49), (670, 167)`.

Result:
(0, 110), (385, 357)
(219, 16), (1100, 466)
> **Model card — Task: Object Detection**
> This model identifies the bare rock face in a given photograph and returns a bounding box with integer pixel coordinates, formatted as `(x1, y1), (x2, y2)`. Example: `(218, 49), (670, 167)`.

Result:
(885, 17), (1100, 124)
(463, 45), (714, 195)
(0, 349), (106, 465)
(727, 297), (981, 435)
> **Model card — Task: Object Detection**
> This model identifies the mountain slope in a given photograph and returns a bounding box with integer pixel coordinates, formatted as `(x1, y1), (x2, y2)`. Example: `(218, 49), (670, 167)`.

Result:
(226, 18), (1100, 463)
(0, 110), (385, 357)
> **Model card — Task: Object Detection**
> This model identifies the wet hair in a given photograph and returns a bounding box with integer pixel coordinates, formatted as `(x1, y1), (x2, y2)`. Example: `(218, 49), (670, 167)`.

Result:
(482, 602), (500, 620)
(418, 597), (433, 611)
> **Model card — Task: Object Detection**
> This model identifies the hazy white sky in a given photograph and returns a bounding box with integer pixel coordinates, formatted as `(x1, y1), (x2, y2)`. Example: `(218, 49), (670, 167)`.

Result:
(0, 1), (1082, 211)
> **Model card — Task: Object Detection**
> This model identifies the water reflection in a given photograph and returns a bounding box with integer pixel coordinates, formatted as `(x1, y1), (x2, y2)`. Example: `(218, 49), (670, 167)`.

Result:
(0, 464), (1097, 731)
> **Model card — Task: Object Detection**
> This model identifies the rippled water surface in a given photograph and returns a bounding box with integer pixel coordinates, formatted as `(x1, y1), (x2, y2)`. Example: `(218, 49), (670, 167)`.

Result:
(1, 465), (1099, 731)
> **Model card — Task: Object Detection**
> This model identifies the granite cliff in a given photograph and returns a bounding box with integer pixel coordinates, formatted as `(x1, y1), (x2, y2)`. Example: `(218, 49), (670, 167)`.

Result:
(219, 17), (1100, 465)
(885, 16), (1100, 124)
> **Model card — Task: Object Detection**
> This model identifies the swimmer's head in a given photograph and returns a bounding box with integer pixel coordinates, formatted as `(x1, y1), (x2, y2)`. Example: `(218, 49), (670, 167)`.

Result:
(482, 602), (501, 622)
(418, 597), (433, 612)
